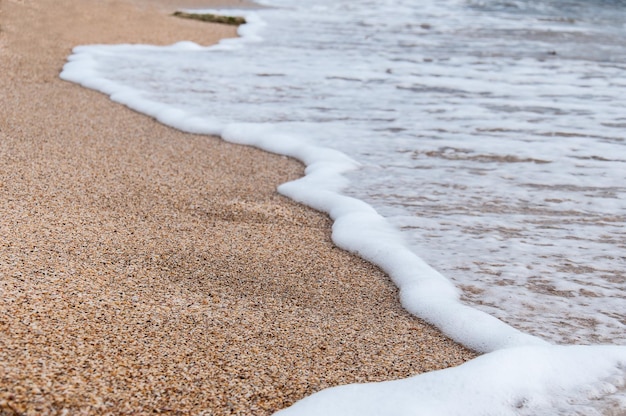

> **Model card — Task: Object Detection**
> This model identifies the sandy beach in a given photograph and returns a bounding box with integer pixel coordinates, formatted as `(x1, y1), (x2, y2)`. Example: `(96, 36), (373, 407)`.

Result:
(0, 0), (476, 414)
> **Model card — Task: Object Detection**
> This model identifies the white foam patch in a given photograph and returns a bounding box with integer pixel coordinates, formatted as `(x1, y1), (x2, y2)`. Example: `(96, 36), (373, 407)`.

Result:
(275, 346), (626, 416)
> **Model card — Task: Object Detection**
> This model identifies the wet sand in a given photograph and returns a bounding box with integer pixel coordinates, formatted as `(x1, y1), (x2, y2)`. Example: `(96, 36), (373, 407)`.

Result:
(0, 0), (476, 413)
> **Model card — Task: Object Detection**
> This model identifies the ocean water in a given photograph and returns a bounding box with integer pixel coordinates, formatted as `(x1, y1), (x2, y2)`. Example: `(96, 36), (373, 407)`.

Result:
(236, 0), (626, 345)
(67, 0), (625, 345)
(61, 0), (626, 412)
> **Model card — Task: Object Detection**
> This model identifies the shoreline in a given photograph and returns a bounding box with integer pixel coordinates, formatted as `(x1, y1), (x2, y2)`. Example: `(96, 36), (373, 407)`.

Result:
(0, 0), (476, 414)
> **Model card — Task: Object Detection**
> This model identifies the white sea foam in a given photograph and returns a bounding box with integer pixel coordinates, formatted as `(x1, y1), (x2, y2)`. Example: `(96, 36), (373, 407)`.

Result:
(60, 0), (626, 413)
(276, 345), (626, 416)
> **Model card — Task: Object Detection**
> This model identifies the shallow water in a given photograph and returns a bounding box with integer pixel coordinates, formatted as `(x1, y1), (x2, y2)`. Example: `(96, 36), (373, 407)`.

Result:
(73, 0), (625, 345)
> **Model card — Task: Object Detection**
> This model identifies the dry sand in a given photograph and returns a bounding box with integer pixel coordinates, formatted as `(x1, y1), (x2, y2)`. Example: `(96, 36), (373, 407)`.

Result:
(0, 0), (476, 414)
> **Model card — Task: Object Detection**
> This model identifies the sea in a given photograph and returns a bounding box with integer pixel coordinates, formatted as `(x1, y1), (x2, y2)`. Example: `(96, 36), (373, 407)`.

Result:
(61, 0), (626, 412)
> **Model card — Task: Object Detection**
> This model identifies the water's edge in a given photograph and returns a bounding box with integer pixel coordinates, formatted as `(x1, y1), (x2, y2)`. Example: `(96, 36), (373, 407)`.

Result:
(58, 7), (626, 413)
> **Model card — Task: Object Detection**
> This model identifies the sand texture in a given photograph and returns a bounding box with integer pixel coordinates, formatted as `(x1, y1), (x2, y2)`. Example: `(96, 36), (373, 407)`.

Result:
(0, 0), (476, 414)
